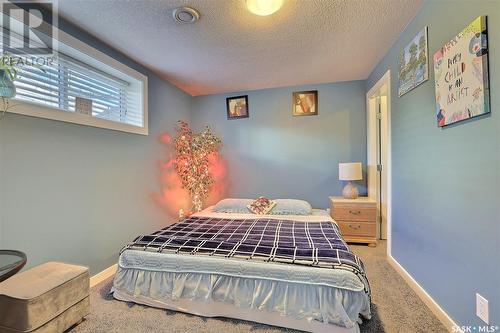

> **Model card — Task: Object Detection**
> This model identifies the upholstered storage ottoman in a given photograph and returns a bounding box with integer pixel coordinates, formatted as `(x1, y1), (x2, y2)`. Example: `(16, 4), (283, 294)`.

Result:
(0, 262), (90, 333)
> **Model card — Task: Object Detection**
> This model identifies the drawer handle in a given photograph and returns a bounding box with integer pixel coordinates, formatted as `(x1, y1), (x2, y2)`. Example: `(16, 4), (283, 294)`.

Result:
(349, 210), (361, 215)
(348, 224), (361, 230)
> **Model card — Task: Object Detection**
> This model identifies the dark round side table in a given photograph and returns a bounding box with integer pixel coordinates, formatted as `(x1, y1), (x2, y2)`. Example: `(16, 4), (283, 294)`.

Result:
(0, 250), (27, 282)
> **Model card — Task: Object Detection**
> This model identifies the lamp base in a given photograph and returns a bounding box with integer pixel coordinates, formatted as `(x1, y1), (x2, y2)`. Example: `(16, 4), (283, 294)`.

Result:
(342, 182), (359, 199)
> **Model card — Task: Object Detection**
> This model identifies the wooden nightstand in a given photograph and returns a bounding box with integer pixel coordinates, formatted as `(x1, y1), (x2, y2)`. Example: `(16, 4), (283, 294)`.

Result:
(329, 196), (377, 247)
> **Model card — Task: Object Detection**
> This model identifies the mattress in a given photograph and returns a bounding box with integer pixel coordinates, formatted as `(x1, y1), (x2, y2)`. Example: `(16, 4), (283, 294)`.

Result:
(112, 207), (371, 331)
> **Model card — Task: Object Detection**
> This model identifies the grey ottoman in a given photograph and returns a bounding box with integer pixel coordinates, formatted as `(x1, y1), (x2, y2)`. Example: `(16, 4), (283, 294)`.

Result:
(0, 262), (90, 333)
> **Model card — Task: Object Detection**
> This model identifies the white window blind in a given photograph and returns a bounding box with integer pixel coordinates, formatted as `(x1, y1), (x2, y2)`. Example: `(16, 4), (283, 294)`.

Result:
(13, 55), (142, 127)
(1, 23), (147, 134)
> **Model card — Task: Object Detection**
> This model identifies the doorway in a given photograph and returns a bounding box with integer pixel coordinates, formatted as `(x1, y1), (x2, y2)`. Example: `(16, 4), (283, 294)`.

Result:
(366, 70), (391, 254)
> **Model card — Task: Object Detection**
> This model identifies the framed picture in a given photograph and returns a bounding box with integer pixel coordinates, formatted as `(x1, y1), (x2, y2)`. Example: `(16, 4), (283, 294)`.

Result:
(293, 90), (318, 116)
(433, 16), (490, 127)
(398, 26), (429, 97)
(226, 95), (249, 119)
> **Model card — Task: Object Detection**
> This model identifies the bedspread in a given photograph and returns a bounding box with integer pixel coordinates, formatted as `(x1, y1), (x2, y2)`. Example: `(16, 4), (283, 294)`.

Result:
(121, 215), (370, 296)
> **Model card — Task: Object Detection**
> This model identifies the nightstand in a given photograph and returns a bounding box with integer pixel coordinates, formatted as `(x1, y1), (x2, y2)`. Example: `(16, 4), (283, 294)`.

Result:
(329, 196), (377, 247)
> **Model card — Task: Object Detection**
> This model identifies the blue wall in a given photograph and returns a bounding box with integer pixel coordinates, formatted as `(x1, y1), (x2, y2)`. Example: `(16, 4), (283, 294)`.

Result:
(0, 17), (192, 274)
(191, 81), (367, 209)
(366, 0), (499, 327)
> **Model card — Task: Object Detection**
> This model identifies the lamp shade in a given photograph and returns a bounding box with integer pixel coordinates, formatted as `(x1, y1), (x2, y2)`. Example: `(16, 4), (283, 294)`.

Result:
(339, 162), (362, 181)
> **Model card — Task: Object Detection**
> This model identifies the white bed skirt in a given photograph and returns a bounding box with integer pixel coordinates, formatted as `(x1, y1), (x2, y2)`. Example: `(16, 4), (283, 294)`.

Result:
(113, 289), (359, 333)
(112, 266), (370, 333)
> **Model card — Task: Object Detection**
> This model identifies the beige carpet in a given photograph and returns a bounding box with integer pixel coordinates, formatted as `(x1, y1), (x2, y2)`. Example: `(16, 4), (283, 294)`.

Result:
(69, 241), (446, 333)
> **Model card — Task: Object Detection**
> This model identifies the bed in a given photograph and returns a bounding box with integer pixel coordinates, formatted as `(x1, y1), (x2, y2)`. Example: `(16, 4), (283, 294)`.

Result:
(111, 206), (371, 333)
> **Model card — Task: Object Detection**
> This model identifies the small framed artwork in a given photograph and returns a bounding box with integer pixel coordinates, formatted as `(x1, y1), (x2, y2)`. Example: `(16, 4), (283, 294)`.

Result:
(226, 95), (249, 120)
(293, 90), (318, 116)
(398, 26), (429, 97)
(433, 16), (490, 127)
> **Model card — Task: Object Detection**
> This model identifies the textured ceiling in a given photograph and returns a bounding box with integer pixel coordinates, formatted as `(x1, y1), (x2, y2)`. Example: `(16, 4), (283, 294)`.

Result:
(57, 0), (423, 96)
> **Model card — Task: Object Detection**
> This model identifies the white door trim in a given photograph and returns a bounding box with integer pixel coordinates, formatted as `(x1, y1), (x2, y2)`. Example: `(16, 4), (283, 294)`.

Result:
(366, 70), (392, 256)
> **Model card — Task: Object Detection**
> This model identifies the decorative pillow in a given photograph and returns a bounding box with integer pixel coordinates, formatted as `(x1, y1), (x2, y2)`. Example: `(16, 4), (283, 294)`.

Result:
(271, 199), (312, 215)
(247, 197), (277, 215)
(213, 198), (253, 213)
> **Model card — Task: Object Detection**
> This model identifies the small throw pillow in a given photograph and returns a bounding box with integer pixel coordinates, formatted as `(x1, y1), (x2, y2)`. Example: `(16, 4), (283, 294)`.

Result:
(247, 197), (277, 215)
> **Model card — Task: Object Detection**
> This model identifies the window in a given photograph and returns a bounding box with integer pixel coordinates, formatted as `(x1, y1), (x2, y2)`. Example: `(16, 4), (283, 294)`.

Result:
(15, 55), (143, 128)
(2, 10), (148, 135)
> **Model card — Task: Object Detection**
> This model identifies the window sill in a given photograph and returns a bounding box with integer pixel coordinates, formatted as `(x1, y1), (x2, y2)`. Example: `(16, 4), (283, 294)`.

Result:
(8, 100), (148, 135)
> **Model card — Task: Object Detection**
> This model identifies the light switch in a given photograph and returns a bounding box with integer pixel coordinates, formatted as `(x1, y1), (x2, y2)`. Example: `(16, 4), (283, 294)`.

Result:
(476, 293), (489, 324)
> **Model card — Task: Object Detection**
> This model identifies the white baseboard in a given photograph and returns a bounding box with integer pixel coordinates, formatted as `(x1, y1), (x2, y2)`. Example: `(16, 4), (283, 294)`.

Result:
(387, 255), (461, 333)
(90, 263), (117, 288)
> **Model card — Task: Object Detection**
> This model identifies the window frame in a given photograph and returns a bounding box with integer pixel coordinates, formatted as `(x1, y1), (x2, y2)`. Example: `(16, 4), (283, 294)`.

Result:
(4, 16), (149, 136)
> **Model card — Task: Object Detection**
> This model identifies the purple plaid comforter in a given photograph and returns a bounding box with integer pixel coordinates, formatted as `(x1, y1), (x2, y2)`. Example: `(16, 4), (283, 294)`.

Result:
(122, 215), (370, 295)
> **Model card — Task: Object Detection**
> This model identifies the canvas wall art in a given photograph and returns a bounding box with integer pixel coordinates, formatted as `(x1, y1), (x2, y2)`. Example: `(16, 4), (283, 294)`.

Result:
(433, 16), (490, 127)
(226, 95), (249, 119)
(292, 90), (318, 116)
(398, 27), (429, 97)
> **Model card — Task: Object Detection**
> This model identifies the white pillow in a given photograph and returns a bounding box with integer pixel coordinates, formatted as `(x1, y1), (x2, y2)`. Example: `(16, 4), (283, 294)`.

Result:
(213, 198), (253, 213)
(271, 199), (312, 215)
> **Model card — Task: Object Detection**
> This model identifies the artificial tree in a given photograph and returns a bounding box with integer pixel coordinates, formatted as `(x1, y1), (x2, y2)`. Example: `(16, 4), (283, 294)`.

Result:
(173, 121), (222, 212)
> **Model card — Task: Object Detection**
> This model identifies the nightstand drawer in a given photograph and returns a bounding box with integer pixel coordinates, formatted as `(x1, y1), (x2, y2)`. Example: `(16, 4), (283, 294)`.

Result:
(337, 221), (376, 237)
(332, 206), (376, 222)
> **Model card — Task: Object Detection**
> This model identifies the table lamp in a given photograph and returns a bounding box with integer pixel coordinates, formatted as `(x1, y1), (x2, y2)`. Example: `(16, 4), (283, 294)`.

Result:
(339, 162), (362, 199)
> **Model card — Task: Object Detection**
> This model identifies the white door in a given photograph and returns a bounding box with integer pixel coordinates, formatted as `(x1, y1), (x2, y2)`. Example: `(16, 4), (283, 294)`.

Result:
(367, 73), (391, 241)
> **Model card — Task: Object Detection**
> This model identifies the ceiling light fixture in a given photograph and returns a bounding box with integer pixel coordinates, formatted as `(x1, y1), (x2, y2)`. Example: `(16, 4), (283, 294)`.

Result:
(172, 6), (200, 24)
(246, 0), (283, 16)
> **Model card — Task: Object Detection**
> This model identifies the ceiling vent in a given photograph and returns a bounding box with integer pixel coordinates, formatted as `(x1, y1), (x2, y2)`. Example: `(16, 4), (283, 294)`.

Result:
(172, 7), (200, 24)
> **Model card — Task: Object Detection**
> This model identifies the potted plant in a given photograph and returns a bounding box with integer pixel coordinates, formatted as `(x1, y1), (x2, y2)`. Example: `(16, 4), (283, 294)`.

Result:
(0, 53), (18, 118)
